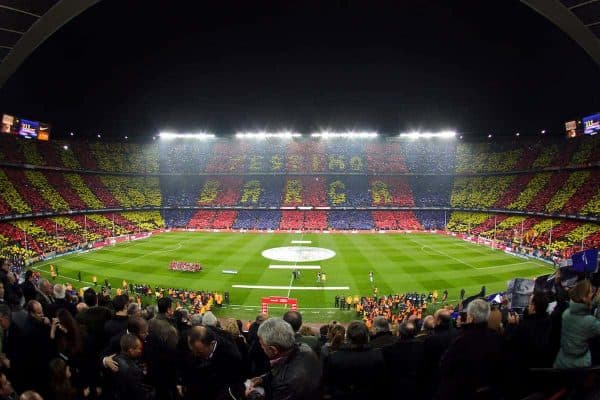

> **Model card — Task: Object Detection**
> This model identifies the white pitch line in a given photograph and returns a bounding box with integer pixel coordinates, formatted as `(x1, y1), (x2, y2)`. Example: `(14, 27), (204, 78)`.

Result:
(232, 285), (350, 290)
(406, 236), (478, 269)
(269, 265), (321, 270)
(291, 240), (312, 244)
(474, 261), (544, 270)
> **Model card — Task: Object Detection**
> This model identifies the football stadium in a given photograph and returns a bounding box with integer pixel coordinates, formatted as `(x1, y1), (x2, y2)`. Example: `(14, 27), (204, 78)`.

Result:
(0, 1), (597, 400)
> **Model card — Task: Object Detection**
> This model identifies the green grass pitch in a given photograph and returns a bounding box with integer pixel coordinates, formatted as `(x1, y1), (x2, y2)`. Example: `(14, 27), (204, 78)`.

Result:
(31, 232), (554, 322)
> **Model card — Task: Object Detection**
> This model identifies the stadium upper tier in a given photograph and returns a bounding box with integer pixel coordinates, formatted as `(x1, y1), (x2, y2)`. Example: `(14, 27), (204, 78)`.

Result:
(0, 166), (596, 216)
(0, 134), (597, 174)
(0, 134), (597, 258)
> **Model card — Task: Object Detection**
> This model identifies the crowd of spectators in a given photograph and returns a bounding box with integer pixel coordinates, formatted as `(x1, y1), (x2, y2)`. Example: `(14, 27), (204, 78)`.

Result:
(414, 211), (447, 230)
(233, 211), (281, 230)
(2, 254), (600, 399)
(1, 134), (598, 175)
(401, 140), (457, 174)
(409, 176), (452, 207)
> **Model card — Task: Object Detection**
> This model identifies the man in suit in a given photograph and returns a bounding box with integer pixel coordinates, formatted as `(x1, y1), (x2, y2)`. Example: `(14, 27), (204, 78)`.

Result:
(178, 325), (243, 400)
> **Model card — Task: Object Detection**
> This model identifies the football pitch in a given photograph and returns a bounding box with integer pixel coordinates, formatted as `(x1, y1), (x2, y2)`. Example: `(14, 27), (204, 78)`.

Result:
(32, 232), (554, 322)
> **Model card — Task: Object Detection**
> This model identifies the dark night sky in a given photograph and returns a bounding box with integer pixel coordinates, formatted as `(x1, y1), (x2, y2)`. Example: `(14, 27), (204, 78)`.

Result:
(0, 0), (598, 141)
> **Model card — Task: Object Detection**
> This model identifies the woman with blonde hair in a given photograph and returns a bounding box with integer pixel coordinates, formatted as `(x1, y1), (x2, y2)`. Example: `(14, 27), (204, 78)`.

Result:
(222, 317), (249, 376)
(554, 279), (600, 368)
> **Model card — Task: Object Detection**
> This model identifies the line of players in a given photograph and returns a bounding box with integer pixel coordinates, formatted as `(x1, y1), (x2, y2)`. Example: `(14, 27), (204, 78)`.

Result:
(291, 270), (376, 285)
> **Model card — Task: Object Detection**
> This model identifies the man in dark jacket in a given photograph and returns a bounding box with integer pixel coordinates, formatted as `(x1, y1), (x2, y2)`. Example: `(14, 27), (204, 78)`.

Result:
(111, 333), (154, 400)
(505, 292), (553, 397)
(422, 309), (458, 398)
(20, 271), (36, 304)
(381, 321), (424, 399)
(247, 317), (322, 400)
(21, 301), (52, 394)
(178, 325), (243, 400)
(46, 284), (77, 318)
(283, 310), (319, 354)
(104, 294), (129, 339)
(437, 299), (506, 400)
(247, 314), (269, 376)
(369, 316), (399, 349)
(34, 280), (54, 316)
(76, 288), (112, 392)
(324, 320), (389, 399)
(0, 305), (25, 392)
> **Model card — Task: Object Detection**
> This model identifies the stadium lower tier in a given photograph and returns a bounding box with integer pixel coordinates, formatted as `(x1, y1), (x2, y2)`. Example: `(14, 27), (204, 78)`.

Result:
(0, 211), (597, 259)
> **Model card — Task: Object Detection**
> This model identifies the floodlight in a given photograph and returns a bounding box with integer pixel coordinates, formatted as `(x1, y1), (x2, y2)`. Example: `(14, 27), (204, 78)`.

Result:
(311, 131), (378, 139)
(398, 131), (456, 139)
(158, 132), (215, 140)
(236, 131), (301, 139)
(62, 145), (69, 150)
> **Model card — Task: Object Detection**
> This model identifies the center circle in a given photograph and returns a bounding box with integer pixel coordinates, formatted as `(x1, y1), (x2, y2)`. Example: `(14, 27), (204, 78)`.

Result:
(261, 246), (336, 262)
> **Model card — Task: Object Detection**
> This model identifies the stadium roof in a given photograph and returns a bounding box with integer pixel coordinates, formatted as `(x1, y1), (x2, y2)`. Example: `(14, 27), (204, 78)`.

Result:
(0, 1), (595, 91)
(0, 0), (98, 87)
(522, 0), (600, 65)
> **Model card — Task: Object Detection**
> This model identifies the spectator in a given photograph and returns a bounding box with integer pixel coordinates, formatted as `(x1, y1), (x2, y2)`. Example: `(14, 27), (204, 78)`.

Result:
(104, 294), (129, 339)
(18, 391), (42, 400)
(111, 334), (154, 400)
(423, 309), (458, 393)
(21, 300), (52, 394)
(247, 314), (270, 377)
(0, 259), (11, 302)
(35, 279), (54, 316)
(75, 288), (112, 394)
(283, 310), (319, 354)
(145, 312), (178, 400)
(201, 311), (217, 327)
(0, 372), (16, 400)
(222, 318), (249, 377)
(20, 271), (36, 304)
(0, 304), (24, 391)
(50, 309), (83, 365)
(127, 302), (141, 317)
(320, 324), (345, 362)
(554, 279), (600, 368)
(369, 316), (399, 349)
(178, 326), (243, 400)
(437, 298), (506, 400)
(246, 317), (321, 400)
(417, 315), (435, 339)
(382, 320), (424, 399)
(47, 357), (76, 400)
(189, 314), (202, 326)
(47, 284), (76, 318)
(323, 321), (389, 399)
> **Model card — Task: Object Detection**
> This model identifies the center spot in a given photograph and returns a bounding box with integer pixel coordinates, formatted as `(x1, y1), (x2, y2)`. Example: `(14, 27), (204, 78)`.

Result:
(261, 246), (336, 263)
